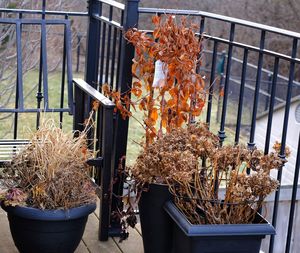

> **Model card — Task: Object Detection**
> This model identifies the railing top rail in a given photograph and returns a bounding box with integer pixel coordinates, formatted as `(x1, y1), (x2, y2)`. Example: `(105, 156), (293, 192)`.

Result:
(73, 78), (115, 108)
(140, 29), (300, 64)
(96, 0), (125, 11)
(139, 7), (300, 39)
(0, 8), (88, 17)
(0, 18), (71, 25)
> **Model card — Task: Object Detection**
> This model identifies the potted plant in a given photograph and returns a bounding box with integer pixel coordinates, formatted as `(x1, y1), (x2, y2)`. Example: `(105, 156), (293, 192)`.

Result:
(0, 110), (98, 253)
(162, 136), (286, 253)
(132, 124), (286, 253)
(103, 15), (207, 253)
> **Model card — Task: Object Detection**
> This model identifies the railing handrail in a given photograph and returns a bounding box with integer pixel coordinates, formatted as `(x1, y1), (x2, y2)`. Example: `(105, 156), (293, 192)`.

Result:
(140, 29), (300, 64)
(139, 7), (300, 39)
(0, 8), (88, 17)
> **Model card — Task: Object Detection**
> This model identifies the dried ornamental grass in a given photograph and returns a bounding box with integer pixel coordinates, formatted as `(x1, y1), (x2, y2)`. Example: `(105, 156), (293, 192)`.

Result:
(1, 119), (96, 209)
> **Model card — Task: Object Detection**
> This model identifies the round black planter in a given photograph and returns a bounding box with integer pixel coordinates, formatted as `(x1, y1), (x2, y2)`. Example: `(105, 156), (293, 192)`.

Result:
(1, 202), (96, 253)
(138, 183), (173, 253)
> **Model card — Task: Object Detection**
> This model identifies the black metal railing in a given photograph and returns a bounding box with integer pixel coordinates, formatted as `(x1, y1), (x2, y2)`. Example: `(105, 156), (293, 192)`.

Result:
(0, 18), (73, 137)
(0, 1), (88, 139)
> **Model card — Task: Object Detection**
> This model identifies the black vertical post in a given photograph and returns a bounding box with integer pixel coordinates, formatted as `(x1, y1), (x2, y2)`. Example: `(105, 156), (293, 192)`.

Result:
(99, 106), (115, 241)
(74, 0), (101, 131)
(111, 0), (140, 220)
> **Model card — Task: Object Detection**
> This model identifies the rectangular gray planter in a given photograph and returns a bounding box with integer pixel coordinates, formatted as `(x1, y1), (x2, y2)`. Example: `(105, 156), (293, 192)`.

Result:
(164, 201), (275, 253)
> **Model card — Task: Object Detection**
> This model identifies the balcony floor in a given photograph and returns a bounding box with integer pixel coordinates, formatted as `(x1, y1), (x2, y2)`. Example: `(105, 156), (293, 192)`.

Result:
(0, 205), (143, 253)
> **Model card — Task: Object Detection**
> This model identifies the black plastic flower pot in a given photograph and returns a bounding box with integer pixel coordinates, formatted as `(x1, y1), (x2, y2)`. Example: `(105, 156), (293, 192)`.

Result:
(138, 183), (173, 253)
(1, 202), (96, 253)
(164, 201), (275, 253)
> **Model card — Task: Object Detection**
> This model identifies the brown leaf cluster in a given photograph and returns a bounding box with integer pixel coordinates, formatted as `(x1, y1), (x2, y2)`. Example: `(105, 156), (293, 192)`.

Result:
(109, 15), (206, 145)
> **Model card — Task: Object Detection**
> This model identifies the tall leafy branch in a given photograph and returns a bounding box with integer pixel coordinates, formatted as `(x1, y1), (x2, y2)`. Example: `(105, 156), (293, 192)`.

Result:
(104, 15), (206, 145)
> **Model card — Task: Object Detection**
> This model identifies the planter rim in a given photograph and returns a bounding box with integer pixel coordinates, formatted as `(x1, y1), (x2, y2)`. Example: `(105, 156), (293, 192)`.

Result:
(164, 201), (276, 237)
(1, 201), (96, 221)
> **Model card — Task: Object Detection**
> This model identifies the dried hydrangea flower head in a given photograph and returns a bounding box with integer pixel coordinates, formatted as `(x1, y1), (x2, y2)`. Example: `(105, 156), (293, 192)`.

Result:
(171, 140), (285, 225)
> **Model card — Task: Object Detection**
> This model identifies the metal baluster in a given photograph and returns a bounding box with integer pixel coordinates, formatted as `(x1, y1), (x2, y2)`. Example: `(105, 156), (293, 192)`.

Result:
(269, 38), (298, 253)
(116, 10), (124, 89)
(76, 33), (82, 73)
(41, 20), (49, 111)
(36, 0), (46, 129)
(110, 26), (118, 89)
(94, 2), (103, 160)
(105, 6), (113, 85)
(65, 20), (73, 115)
(206, 40), (218, 127)
(59, 14), (68, 127)
(264, 57), (279, 155)
(218, 23), (235, 146)
(234, 48), (248, 144)
(99, 22), (106, 85)
(264, 73), (273, 112)
(248, 30), (266, 149)
(13, 12), (23, 139)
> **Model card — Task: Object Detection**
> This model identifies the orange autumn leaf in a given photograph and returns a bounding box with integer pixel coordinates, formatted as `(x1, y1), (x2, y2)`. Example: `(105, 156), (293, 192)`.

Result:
(219, 87), (224, 97)
(152, 15), (161, 26)
(181, 101), (190, 112)
(153, 28), (161, 39)
(132, 87), (142, 97)
(144, 117), (156, 127)
(102, 83), (110, 96)
(150, 108), (159, 121)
